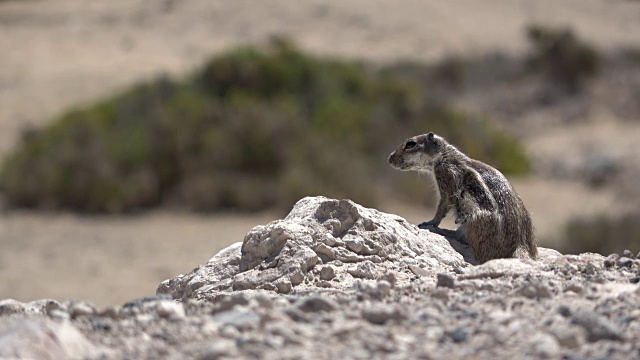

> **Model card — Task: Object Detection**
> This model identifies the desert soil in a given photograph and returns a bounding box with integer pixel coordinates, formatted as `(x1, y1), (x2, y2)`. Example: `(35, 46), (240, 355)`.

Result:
(0, 0), (639, 307)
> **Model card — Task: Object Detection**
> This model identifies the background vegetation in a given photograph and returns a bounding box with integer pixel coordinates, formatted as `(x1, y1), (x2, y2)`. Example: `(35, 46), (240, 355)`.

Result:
(0, 24), (606, 214)
(0, 39), (530, 213)
(560, 212), (640, 255)
(525, 25), (601, 93)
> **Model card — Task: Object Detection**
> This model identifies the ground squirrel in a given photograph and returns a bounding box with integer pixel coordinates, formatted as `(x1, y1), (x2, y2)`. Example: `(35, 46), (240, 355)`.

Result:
(388, 132), (537, 263)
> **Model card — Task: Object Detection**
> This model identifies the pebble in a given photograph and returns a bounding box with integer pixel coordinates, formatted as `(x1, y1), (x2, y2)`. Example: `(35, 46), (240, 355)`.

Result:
(362, 305), (406, 325)
(570, 311), (623, 342)
(274, 277), (292, 294)
(617, 257), (634, 268)
(529, 332), (560, 357)
(319, 266), (336, 281)
(296, 296), (338, 313)
(154, 301), (185, 320)
(376, 280), (392, 297)
(213, 310), (261, 331)
(347, 261), (377, 279)
(68, 301), (96, 318)
(436, 273), (457, 288)
(448, 327), (468, 343)
(563, 283), (584, 294)
(409, 264), (430, 277)
(518, 282), (552, 299)
(604, 254), (619, 268)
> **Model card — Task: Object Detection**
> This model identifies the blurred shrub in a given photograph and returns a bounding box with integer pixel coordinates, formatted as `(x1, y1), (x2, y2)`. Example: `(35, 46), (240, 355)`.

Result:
(0, 40), (530, 213)
(433, 56), (467, 89)
(560, 212), (640, 255)
(526, 24), (601, 93)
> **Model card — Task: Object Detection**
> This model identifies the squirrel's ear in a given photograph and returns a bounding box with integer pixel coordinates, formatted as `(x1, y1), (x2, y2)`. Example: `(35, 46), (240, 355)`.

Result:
(427, 132), (434, 141)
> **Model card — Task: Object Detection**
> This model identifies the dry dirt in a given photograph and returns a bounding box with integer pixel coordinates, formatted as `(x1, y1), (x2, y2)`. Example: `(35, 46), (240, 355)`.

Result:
(0, 0), (639, 307)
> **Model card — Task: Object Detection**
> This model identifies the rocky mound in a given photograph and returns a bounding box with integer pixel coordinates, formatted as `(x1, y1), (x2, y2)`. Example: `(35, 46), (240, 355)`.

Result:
(1, 197), (639, 359)
(157, 196), (472, 302)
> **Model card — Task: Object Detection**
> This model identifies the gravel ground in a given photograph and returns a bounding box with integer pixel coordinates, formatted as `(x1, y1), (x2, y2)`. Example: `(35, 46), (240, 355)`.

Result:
(1, 197), (638, 359)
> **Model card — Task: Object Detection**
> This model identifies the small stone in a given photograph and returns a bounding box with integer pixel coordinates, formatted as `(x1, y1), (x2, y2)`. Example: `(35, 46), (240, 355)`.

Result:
(90, 317), (112, 332)
(409, 264), (430, 277)
(154, 301), (185, 320)
(529, 332), (560, 357)
(274, 277), (292, 294)
(623, 249), (634, 258)
(289, 270), (305, 286)
(99, 306), (121, 319)
(376, 280), (392, 297)
(296, 296), (338, 313)
(348, 261), (377, 279)
(448, 327), (468, 343)
(184, 339), (238, 359)
(284, 307), (310, 323)
(262, 282), (277, 291)
(379, 272), (397, 287)
(557, 306), (572, 317)
(345, 238), (381, 255)
(518, 282), (552, 299)
(220, 324), (241, 338)
(210, 296), (242, 314)
(319, 266), (336, 281)
(617, 257), (634, 268)
(583, 262), (598, 275)
(68, 301), (96, 318)
(550, 326), (584, 349)
(430, 288), (450, 301)
(355, 280), (389, 300)
(563, 283), (584, 294)
(43, 300), (63, 314)
(213, 310), (261, 331)
(362, 305), (406, 325)
(306, 272), (315, 282)
(436, 273), (456, 288)
(604, 254), (619, 268)
(570, 311), (623, 342)
(321, 234), (339, 247)
(135, 314), (154, 325)
(48, 310), (71, 321)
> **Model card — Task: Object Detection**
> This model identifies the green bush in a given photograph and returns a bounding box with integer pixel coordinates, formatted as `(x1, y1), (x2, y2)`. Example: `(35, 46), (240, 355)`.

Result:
(0, 40), (530, 213)
(526, 25), (601, 93)
(560, 213), (640, 255)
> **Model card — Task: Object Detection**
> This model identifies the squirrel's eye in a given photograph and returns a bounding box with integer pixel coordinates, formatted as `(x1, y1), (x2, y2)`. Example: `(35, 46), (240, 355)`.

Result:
(404, 141), (417, 150)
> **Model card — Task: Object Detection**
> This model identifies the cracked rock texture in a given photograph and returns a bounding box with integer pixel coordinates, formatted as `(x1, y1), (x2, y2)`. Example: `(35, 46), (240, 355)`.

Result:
(157, 197), (468, 301)
(2, 196), (640, 359)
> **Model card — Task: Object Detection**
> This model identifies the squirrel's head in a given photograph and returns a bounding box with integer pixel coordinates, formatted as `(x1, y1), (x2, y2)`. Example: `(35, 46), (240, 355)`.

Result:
(388, 132), (446, 171)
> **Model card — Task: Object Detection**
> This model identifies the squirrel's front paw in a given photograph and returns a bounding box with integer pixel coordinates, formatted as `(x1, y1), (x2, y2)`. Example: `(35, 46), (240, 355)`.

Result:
(418, 222), (437, 230)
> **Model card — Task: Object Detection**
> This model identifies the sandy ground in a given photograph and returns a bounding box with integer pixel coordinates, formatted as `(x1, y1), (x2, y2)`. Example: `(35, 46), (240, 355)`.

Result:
(0, 0), (639, 307)
(0, 209), (277, 306)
